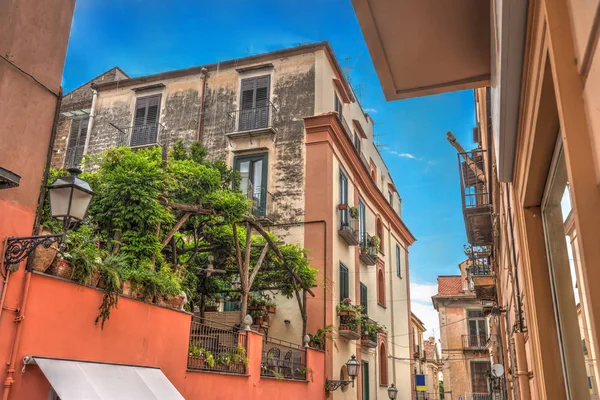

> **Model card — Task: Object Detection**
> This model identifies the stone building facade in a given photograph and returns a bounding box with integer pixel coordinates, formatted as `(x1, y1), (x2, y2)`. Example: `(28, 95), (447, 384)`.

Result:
(52, 42), (416, 400)
(50, 67), (128, 169)
(432, 270), (492, 400)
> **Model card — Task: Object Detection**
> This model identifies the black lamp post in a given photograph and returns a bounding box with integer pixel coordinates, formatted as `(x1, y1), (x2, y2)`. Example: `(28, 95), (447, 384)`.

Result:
(387, 383), (399, 399)
(326, 355), (360, 392)
(3, 168), (94, 267)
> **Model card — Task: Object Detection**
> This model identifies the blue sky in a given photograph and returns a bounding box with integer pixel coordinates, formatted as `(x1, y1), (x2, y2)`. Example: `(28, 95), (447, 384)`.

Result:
(63, 0), (477, 338)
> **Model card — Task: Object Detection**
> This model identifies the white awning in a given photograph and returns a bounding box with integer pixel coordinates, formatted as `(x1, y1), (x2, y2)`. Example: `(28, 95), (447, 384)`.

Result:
(31, 357), (185, 400)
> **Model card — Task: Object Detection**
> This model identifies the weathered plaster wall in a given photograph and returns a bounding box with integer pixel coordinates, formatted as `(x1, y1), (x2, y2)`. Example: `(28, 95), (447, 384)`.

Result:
(51, 68), (128, 169)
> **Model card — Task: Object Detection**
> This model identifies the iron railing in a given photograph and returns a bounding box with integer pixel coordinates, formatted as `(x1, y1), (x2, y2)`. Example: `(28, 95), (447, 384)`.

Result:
(466, 245), (492, 275)
(359, 233), (378, 265)
(458, 149), (490, 209)
(466, 393), (492, 400)
(244, 181), (275, 219)
(360, 316), (378, 348)
(116, 123), (164, 148)
(188, 319), (248, 374)
(261, 337), (307, 380)
(338, 207), (360, 245)
(227, 102), (277, 133)
(462, 334), (488, 350)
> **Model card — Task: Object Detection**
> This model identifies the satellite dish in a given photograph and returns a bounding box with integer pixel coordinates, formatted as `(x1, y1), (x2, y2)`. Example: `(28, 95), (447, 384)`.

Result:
(491, 364), (505, 377)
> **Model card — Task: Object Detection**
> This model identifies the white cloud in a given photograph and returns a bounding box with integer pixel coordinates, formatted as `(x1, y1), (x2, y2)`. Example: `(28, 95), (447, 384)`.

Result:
(364, 108), (378, 113)
(389, 150), (419, 160)
(410, 282), (440, 341)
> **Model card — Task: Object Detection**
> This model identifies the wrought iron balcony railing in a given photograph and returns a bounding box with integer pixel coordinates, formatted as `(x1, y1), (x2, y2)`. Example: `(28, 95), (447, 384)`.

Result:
(227, 102), (277, 133)
(261, 337), (306, 380)
(457, 149), (493, 246)
(188, 319), (247, 374)
(360, 316), (378, 348)
(338, 207), (360, 245)
(244, 182), (275, 221)
(116, 123), (165, 148)
(466, 245), (492, 276)
(359, 233), (378, 266)
(462, 334), (488, 350)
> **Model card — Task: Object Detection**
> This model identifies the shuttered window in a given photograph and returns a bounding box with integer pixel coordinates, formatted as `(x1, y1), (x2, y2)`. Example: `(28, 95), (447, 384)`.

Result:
(65, 117), (89, 168)
(339, 263), (349, 301)
(334, 93), (343, 115)
(470, 361), (491, 393)
(131, 95), (161, 147)
(360, 282), (368, 315)
(354, 131), (361, 153)
(239, 75), (270, 130)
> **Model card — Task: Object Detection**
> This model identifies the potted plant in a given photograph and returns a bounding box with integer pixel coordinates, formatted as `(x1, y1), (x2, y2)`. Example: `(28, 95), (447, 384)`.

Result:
(370, 235), (381, 253)
(336, 298), (357, 316)
(231, 344), (248, 373)
(360, 245), (368, 255)
(205, 298), (218, 312)
(349, 206), (359, 219)
(265, 298), (276, 314)
(308, 325), (337, 351)
(188, 346), (215, 369)
(216, 352), (233, 371)
(250, 310), (264, 325)
(248, 293), (266, 311)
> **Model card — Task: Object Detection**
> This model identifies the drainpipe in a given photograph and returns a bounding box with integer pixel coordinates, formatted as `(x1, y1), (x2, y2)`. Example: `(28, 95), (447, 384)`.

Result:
(196, 67), (208, 142)
(505, 183), (531, 400)
(33, 88), (63, 235)
(82, 87), (98, 165)
(387, 227), (397, 380)
(2, 271), (33, 400)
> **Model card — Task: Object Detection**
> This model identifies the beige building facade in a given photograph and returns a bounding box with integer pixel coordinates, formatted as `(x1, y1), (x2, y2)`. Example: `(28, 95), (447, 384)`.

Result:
(354, 0), (600, 399)
(52, 42), (416, 400)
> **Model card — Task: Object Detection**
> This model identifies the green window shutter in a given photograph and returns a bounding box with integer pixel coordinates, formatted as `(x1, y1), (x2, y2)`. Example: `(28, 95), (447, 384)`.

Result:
(360, 283), (368, 315)
(340, 263), (349, 301)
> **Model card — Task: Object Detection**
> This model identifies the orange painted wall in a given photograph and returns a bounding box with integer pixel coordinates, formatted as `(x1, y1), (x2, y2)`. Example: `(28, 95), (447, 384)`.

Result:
(7, 273), (326, 400)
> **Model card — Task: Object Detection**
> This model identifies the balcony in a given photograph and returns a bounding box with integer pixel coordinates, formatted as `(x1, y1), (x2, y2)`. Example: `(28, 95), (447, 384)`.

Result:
(338, 312), (361, 340)
(338, 206), (360, 245)
(359, 233), (378, 266)
(244, 182), (276, 224)
(458, 149), (493, 246)
(188, 319), (248, 374)
(467, 246), (497, 301)
(115, 123), (165, 148)
(226, 102), (277, 138)
(360, 317), (378, 349)
(462, 334), (488, 351)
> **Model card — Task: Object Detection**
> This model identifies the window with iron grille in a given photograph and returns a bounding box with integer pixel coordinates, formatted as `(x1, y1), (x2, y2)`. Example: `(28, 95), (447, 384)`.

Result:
(65, 117), (89, 168)
(132, 94), (161, 147)
(340, 263), (349, 301)
(360, 282), (368, 315)
(470, 361), (491, 393)
(239, 75), (270, 130)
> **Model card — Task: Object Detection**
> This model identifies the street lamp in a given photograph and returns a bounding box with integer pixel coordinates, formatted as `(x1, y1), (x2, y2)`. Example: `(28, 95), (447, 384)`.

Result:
(326, 355), (360, 392)
(387, 383), (399, 399)
(3, 168), (94, 266)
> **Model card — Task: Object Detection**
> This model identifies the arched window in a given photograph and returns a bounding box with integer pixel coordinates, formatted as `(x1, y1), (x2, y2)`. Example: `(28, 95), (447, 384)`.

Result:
(379, 342), (388, 385)
(377, 268), (385, 306)
(376, 217), (384, 253)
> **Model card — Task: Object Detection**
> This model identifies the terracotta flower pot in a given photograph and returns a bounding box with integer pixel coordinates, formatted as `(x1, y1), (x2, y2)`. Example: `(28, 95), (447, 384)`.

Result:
(49, 258), (72, 279)
(90, 270), (101, 287)
(339, 310), (355, 316)
(266, 305), (276, 314)
(254, 316), (263, 325)
(30, 227), (58, 273)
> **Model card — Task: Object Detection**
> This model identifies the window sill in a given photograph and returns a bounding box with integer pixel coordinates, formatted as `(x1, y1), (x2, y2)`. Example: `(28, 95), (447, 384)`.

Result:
(377, 302), (387, 309)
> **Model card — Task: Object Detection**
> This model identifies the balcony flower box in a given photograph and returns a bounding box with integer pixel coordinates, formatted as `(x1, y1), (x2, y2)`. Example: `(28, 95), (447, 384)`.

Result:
(336, 298), (362, 340)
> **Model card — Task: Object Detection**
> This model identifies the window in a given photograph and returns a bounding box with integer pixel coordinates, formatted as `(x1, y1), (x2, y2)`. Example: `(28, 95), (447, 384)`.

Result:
(65, 117), (89, 168)
(360, 282), (368, 315)
(377, 268), (385, 306)
(470, 361), (491, 394)
(339, 168), (348, 205)
(369, 160), (377, 181)
(358, 198), (366, 246)
(239, 75), (270, 130)
(339, 263), (349, 301)
(388, 191), (393, 204)
(362, 361), (370, 400)
(467, 310), (487, 347)
(334, 92), (343, 116)
(354, 130), (361, 153)
(396, 244), (402, 277)
(376, 217), (384, 253)
(379, 342), (389, 385)
(132, 94), (161, 147)
(234, 153), (268, 216)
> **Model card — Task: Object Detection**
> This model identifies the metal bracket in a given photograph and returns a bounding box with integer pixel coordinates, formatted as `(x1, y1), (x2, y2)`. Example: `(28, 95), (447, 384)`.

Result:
(3, 234), (63, 268)
(326, 378), (353, 392)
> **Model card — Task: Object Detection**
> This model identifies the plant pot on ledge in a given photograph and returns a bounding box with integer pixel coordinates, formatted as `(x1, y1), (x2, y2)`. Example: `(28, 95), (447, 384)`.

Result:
(338, 310), (355, 316)
(266, 305), (276, 314)
(253, 316), (263, 325)
(49, 258), (73, 280)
